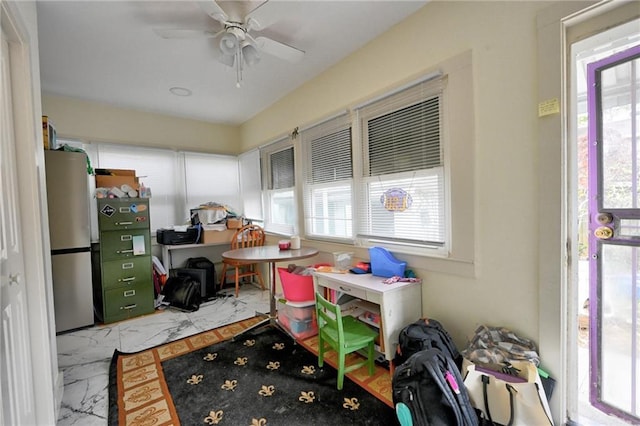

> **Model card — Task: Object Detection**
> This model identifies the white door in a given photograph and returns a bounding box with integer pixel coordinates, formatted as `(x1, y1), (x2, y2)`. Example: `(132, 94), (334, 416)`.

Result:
(0, 29), (36, 425)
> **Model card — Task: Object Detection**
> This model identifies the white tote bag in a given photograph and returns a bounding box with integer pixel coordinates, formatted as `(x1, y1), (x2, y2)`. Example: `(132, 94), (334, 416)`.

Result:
(463, 360), (554, 426)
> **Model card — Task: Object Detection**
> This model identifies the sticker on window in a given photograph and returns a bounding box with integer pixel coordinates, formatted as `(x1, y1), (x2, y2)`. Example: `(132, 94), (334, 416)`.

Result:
(380, 188), (412, 212)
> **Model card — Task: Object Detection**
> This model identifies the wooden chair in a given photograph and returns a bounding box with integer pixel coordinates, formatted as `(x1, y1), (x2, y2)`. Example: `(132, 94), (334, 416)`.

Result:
(315, 291), (378, 390)
(219, 224), (266, 297)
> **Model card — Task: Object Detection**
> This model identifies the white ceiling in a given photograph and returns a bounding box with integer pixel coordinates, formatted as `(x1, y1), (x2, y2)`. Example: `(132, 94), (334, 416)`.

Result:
(37, 1), (427, 125)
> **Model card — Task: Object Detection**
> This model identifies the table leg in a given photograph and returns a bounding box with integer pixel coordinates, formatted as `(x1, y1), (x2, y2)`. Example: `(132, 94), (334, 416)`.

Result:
(232, 261), (277, 339)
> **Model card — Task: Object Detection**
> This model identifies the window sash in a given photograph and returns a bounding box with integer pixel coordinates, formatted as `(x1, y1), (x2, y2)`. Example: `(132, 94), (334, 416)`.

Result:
(356, 77), (446, 248)
(301, 114), (353, 240)
(261, 137), (297, 235)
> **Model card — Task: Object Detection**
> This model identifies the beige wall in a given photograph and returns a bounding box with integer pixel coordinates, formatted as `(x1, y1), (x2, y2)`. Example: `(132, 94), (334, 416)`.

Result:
(42, 94), (241, 154)
(243, 2), (576, 419)
(243, 0), (548, 346)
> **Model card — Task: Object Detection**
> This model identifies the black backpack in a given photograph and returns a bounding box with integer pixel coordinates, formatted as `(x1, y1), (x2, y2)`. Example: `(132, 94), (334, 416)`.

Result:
(395, 318), (462, 369)
(161, 275), (201, 312)
(392, 348), (479, 426)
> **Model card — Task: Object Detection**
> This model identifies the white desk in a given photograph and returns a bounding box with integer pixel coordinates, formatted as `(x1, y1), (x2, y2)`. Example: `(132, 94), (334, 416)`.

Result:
(313, 272), (422, 363)
(161, 242), (230, 271)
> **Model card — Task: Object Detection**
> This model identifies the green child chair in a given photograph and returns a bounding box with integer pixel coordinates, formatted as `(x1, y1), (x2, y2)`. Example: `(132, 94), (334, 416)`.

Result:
(315, 291), (379, 390)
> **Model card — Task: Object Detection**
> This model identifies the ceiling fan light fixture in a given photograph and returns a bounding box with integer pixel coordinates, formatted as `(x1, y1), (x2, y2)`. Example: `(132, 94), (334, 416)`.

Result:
(219, 33), (238, 56)
(241, 40), (261, 67)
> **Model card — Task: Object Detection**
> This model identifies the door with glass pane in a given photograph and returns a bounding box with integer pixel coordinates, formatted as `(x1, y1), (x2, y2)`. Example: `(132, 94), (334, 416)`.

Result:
(588, 44), (640, 422)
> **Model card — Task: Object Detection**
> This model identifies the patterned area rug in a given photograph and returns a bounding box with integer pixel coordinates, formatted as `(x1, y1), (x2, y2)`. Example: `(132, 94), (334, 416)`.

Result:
(108, 317), (396, 425)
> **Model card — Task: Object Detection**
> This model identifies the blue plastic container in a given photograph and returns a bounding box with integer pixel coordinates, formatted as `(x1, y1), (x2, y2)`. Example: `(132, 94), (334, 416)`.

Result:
(368, 246), (407, 278)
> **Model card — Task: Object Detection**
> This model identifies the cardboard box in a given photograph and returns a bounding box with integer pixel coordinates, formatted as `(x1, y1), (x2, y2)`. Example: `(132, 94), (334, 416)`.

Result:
(202, 229), (235, 244)
(95, 169), (139, 190)
(226, 218), (243, 229)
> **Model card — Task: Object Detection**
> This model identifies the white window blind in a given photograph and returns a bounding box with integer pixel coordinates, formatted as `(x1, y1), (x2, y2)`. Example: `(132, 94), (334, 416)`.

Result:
(261, 138), (296, 235)
(239, 149), (263, 222)
(301, 113), (353, 240)
(356, 78), (446, 248)
(96, 144), (179, 232)
(183, 152), (241, 217)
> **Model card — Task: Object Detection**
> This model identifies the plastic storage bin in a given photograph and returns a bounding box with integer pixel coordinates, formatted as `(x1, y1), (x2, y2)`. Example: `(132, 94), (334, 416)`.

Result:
(369, 246), (407, 278)
(277, 267), (315, 302)
(276, 297), (318, 340)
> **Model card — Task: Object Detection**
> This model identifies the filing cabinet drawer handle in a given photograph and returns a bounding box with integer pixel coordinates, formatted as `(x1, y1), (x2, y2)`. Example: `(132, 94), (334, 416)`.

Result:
(122, 263), (134, 269)
(121, 304), (137, 310)
(121, 235), (132, 241)
(117, 249), (134, 254)
(116, 221), (133, 226)
(119, 277), (136, 283)
(123, 290), (136, 297)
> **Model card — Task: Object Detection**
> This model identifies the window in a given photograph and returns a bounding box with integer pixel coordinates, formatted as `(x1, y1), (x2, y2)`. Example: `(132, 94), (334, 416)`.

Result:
(301, 113), (353, 240)
(182, 152), (241, 219)
(238, 149), (263, 224)
(355, 76), (446, 250)
(261, 137), (297, 235)
(56, 139), (243, 239)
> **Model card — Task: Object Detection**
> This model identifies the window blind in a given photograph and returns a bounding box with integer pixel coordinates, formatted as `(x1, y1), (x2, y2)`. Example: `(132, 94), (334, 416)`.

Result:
(356, 77), (446, 247)
(261, 137), (296, 235)
(239, 149), (263, 222)
(301, 113), (353, 240)
(183, 152), (241, 216)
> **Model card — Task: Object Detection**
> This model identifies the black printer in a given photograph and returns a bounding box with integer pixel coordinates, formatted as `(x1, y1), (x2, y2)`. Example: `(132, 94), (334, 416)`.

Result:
(157, 226), (200, 245)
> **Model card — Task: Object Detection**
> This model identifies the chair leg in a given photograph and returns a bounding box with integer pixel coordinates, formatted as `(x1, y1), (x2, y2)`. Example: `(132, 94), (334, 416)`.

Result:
(256, 269), (266, 291)
(234, 266), (240, 298)
(317, 337), (325, 367)
(367, 342), (375, 376)
(337, 351), (346, 390)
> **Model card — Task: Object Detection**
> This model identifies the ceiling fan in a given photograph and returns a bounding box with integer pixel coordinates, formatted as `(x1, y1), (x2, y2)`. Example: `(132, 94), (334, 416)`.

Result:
(154, 1), (305, 87)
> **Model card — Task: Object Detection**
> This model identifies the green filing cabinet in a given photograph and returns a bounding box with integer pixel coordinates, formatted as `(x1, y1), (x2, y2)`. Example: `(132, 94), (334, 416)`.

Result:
(96, 198), (154, 323)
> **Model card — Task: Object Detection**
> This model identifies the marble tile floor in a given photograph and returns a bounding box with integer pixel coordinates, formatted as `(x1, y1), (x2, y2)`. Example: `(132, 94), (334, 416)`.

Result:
(55, 284), (270, 426)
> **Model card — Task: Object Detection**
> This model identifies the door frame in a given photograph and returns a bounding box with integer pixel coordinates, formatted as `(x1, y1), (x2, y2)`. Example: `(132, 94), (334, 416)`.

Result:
(1, 1), (59, 423)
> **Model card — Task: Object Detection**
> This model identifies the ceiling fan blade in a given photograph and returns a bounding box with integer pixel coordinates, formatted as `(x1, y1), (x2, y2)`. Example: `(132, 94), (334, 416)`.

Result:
(153, 28), (221, 39)
(255, 36), (304, 63)
(198, 0), (228, 24)
(245, 0), (289, 31)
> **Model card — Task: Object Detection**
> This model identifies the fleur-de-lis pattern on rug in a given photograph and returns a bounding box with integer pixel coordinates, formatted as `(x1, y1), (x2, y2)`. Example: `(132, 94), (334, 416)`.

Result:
(221, 379), (238, 391)
(301, 365), (315, 375)
(299, 390), (315, 403)
(111, 320), (395, 426)
(187, 374), (203, 385)
(343, 397), (360, 411)
(266, 361), (280, 370)
(203, 352), (218, 362)
(234, 356), (248, 366)
(131, 406), (168, 425)
(258, 384), (275, 397)
(204, 409), (223, 425)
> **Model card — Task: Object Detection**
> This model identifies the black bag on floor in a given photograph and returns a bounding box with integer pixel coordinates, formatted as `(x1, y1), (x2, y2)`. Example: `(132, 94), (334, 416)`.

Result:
(395, 318), (462, 369)
(185, 256), (217, 300)
(161, 275), (201, 312)
(393, 348), (479, 426)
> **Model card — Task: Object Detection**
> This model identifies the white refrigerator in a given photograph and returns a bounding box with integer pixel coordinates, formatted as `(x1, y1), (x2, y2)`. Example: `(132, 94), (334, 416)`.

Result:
(45, 150), (94, 333)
